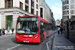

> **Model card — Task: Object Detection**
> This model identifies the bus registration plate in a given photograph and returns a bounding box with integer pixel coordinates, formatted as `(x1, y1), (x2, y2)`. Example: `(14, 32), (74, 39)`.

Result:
(24, 41), (29, 43)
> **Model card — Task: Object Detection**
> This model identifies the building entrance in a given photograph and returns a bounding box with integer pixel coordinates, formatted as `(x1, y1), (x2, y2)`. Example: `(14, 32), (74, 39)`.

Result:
(6, 16), (12, 29)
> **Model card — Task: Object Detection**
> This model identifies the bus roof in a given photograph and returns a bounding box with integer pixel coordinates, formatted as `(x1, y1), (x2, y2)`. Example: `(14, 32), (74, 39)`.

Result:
(39, 16), (49, 24)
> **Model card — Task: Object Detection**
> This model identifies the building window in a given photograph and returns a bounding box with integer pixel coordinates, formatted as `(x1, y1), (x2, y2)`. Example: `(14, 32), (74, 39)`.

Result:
(5, 0), (7, 8)
(31, 8), (34, 14)
(8, 0), (10, 8)
(71, 15), (73, 18)
(63, 11), (66, 15)
(67, 0), (69, 4)
(63, 0), (69, 5)
(19, 2), (23, 9)
(63, 6), (65, 10)
(36, 11), (38, 15)
(40, 0), (43, 6)
(66, 5), (69, 9)
(5, 0), (13, 8)
(70, 0), (74, 4)
(70, 5), (74, 9)
(36, 4), (38, 9)
(25, 5), (29, 12)
(36, 0), (38, 2)
(63, 1), (65, 5)
(71, 10), (74, 14)
(25, 0), (29, 4)
(63, 11), (69, 15)
(40, 8), (43, 18)
(63, 5), (69, 10)
(31, 0), (34, 7)
(63, 16), (68, 21)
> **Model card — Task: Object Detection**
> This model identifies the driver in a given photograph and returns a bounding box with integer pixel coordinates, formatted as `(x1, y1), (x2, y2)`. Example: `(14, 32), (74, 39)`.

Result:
(23, 24), (30, 32)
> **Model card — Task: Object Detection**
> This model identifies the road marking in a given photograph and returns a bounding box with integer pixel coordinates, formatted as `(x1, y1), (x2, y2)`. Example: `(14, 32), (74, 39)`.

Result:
(7, 44), (20, 50)
(0, 39), (10, 42)
(46, 35), (55, 50)
(49, 36), (54, 40)
(46, 41), (51, 50)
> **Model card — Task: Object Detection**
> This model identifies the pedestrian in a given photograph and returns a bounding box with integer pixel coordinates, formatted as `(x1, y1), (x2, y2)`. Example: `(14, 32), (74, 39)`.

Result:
(57, 27), (60, 34)
(60, 26), (62, 34)
(0, 29), (1, 36)
(12, 28), (14, 34)
(7, 27), (9, 35)
(2, 27), (5, 35)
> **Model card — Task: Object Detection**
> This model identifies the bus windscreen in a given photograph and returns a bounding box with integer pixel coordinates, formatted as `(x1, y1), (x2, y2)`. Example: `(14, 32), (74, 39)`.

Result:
(17, 17), (38, 34)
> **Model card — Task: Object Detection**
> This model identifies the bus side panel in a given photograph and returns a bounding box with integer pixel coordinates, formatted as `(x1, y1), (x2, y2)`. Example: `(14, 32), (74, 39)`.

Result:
(47, 31), (50, 37)
(16, 37), (22, 42)
(16, 33), (22, 42)
(33, 35), (40, 43)
(43, 32), (46, 39)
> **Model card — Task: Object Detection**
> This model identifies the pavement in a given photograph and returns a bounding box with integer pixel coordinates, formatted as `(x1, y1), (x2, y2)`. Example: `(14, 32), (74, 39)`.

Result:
(0, 30), (15, 35)
(52, 31), (75, 50)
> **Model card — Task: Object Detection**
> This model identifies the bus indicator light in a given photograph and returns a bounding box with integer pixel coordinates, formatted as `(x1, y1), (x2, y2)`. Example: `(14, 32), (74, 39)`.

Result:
(29, 35), (33, 37)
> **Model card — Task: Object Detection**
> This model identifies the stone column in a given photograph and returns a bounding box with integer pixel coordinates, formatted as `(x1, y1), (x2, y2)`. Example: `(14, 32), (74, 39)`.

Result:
(1, 12), (5, 29)
(0, 13), (1, 29)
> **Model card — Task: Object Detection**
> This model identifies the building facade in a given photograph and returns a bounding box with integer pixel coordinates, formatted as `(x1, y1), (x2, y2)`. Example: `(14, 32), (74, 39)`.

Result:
(39, 0), (53, 24)
(0, 0), (40, 29)
(51, 12), (55, 28)
(0, 0), (54, 30)
(62, 0), (75, 22)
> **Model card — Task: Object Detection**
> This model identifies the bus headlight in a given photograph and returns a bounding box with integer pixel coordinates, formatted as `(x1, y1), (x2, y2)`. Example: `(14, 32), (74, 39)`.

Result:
(16, 35), (20, 38)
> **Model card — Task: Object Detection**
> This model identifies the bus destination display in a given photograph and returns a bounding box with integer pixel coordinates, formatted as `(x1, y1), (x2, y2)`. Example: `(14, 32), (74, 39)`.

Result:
(19, 17), (37, 21)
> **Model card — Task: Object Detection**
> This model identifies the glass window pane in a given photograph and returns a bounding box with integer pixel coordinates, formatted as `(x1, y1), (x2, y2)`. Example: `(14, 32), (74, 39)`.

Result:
(67, 5), (69, 9)
(67, 0), (69, 4)
(70, 5), (74, 9)
(71, 10), (74, 14)
(63, 11), (66, 15)
(70, 0), (74, 4)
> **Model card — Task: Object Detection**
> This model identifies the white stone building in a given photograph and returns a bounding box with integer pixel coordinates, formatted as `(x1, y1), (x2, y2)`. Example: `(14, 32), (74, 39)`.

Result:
(0, 0), (40, 29)
(61, 0), (75, 22)
(0, 0), (53, 30)
(39, 0), (53, 24)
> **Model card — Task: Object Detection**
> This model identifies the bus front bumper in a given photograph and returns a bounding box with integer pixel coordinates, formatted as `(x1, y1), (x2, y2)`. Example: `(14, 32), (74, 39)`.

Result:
(16, 35), (40, 43)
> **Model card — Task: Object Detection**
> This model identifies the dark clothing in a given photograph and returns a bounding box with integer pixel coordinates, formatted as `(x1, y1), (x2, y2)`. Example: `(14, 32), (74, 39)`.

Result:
(57, 27), (60, 34)
(0, 30), (1, 36)
(12, 28), (14, 34)
(60, 27), (62, 34)
(3, 31), (5, 35)
(12, 29), (14, 32)
(58, 30), (59, 34)
(2, 28), (5, 35)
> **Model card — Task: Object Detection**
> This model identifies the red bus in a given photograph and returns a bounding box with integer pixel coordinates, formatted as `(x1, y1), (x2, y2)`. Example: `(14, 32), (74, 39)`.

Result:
(16, 15), (50, 43)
